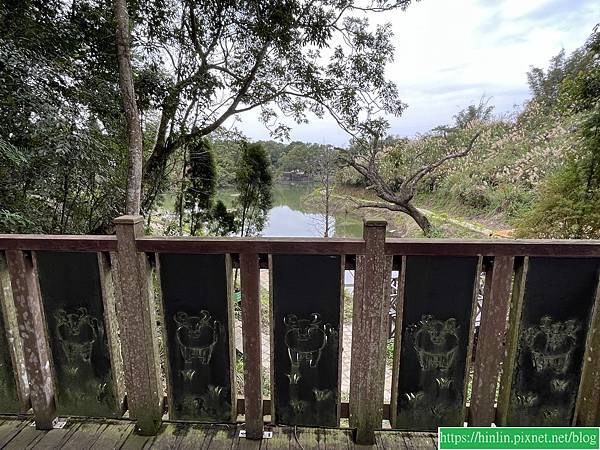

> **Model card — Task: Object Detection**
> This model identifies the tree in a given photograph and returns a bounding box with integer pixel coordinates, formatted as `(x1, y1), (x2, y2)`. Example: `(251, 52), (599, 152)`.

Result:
(134, 0), (414, 212)
(114, 0), (144, 214)
(234, 142), (273, 237)
(182, 139), (217, 235)
(311, 146), (339, 237)
(340, 105), (487, 236)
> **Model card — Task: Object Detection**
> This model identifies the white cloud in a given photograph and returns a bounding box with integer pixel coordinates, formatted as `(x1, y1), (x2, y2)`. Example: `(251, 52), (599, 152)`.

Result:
(231, 0), (600, 146)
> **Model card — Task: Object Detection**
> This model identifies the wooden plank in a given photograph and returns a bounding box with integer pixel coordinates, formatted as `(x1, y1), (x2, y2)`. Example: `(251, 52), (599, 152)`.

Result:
(0, 235), (118, 252)
(119, 426), (156, 450)
(321, 428), (352, 450)
(293, 427), (321, 449)
(0, 252), (28, 413)
(2, 422), (46, 449)
(5, 250), (57, 429)
(137, 237), (365, 255)
(401, 432), (436, 449)
(240, 252), (263, 439)
(261, 426), (291, 450)
(90, 421), (135, 449)
(0, 419), (30, 447)
(575, 269), (600, 425)
(385, 239), (600, 257)
(349, 220), (392, 445)
(158, 253), (236, 422)
(271, 255), (343, 427)
(469, 256), (514, 426)
(376, 431), (408, 450)
(114, 215), (163, 434)
(498, 257), (600, 426)
(201, 424), (237, 450)
(26, 420), (82, 448)
(34, 251), (123, 417)
(392, 255), (481, 431)
(60, 422), (106, 450)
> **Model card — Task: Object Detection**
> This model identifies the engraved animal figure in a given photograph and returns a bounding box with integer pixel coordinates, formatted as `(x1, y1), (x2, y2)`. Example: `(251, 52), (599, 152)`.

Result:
(412, 315), (459, 371)
(523, 316), (579, 374)
(54, 307), (100, 364)
(283, 313), (333, 368)
(174, 311), (221, 365)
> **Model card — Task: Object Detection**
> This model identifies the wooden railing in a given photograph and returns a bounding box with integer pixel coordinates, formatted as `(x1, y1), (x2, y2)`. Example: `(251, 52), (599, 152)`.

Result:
(0, 216), (599, 445)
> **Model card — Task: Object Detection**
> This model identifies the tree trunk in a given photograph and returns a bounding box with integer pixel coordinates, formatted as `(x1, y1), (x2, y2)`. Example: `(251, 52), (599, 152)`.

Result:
(114, 0), (143, 215)
(405, 203), (433, 236)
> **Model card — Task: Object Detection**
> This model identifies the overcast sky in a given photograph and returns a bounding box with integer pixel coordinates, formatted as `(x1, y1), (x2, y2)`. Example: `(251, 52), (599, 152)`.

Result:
(230, 0), (600, 146)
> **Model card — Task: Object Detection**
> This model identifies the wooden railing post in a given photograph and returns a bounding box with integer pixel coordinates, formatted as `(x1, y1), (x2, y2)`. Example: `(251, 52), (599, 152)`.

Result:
(469, 256), (514, 426)
(5, 249), (57, 429)
(240, 252), (263, 439)
(114, 215), (162, 435)
(349, 220), (392, 445)
(0, 252), (30, 413)
(575, 270), (600, 425)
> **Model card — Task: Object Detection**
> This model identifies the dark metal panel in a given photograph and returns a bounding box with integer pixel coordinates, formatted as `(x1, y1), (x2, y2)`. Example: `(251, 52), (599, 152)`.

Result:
(505, 257), (600, 426)
(158, 253), (235, 422)
(35, 251), (121, 417)
(394, 256), (479, 430)
(271, 254), (342, 427)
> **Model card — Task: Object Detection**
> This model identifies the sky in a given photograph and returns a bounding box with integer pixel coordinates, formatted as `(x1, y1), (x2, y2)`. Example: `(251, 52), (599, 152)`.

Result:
(228, 0), (600, 147)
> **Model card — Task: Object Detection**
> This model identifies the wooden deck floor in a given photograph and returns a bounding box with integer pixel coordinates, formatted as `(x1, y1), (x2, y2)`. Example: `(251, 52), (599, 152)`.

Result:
(0, 417), (437, 449)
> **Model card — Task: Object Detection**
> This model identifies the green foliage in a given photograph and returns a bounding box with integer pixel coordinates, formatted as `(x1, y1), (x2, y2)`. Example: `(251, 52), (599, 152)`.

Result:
(518, 29), (600, 239)
(209, 200), (238, 236)
(234, 143), (274, 236)
(183, 139), (217, 235)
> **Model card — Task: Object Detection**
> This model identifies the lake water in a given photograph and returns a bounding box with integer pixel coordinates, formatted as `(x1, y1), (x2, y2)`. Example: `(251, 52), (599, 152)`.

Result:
(217, 183), (364, 238)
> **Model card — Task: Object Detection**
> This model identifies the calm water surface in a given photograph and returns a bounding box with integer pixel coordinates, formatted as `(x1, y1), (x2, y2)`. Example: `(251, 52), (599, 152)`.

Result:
(218, 183), (363, 238)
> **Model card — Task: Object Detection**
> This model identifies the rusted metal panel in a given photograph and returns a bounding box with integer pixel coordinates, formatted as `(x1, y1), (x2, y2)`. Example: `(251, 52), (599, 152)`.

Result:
(114, 215), (163, 435)
(349, 221), (392, 445)
(271, 254), (343, 427)
(469, 256), (514, 426)
(5, 249), (57, 429)
(498, 257), (600, 426)
(240, 252), (263, 438)
(393, 255), (480, 431)
(35, 251), (123, 417)
(158, 253), (236, 422)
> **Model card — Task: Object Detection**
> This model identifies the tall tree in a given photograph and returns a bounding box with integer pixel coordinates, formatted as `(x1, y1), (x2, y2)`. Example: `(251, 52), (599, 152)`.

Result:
(183, 139), (217, 235)
(133, 0), (413, 212)
(234, 142), (273, 237)
(114, 0), (143, 214)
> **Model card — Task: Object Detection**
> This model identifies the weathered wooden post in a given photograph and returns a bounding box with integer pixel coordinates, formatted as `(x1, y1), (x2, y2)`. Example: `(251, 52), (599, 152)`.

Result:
(5, 249), (57, 429)
(0, 252), (30, 413)
(114, 215), (163, 434)
(469, 256), (514, 426)
(240, 252), (263, 439)
(575, 270), (600, 426)
(349, 220), (392, 445)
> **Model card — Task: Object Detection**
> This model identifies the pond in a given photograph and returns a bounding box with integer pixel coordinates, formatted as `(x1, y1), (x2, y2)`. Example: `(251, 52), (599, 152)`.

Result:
(216, 183), (364, 238)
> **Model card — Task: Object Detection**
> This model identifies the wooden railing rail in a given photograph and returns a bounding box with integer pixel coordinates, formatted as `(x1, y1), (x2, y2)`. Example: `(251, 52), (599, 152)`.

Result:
(0, 219), (599, 446)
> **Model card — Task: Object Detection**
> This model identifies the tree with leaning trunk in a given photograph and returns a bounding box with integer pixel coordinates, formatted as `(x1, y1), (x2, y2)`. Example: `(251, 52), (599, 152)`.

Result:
(339, 111), (486, 236)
